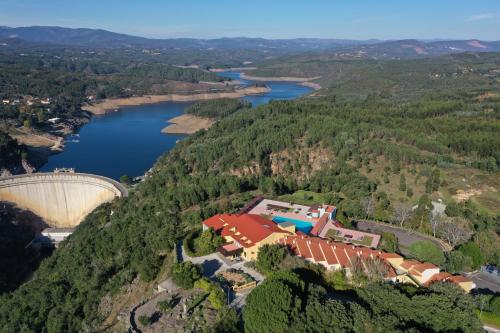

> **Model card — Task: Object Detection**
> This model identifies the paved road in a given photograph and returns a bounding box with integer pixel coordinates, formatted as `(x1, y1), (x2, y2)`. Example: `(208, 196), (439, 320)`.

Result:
(354, 220), (451, 255)
(469, 271), (500, 294)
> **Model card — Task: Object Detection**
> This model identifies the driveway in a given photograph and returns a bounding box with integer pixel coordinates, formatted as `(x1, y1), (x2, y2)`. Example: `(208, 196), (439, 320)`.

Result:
(177, 242), (265, 308)
(469, 271), (500, 294)
(354, 220), (452, 255)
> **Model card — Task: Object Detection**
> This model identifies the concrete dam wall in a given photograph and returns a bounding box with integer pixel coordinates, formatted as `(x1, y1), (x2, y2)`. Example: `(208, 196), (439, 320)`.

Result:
(0, 173), (128, 227)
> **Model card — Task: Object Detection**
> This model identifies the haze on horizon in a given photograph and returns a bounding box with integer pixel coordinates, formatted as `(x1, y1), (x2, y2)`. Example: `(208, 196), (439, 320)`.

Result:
(0, 0), (499, 40)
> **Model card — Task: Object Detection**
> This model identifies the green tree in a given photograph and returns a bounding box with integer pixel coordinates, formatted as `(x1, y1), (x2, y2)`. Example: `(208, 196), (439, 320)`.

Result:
(491, 296), (500, 316)
(171, 261), (202, 289)
(458, 242), (484, 270)
(243, 271), (304, 333)
(380, 232), (399, 253)
(119, 174), (131, 185)
(444, 250), (472, 273)
(194, 228), (224, 255)
(138, 315), (151, 326)
(256, 244), (288, 274)
(325, 270), (348, 291)
(399, 174), (406, 192)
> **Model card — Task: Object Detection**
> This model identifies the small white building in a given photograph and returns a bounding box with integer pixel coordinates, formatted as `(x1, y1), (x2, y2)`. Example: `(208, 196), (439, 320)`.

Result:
(35, 228), (75, 247)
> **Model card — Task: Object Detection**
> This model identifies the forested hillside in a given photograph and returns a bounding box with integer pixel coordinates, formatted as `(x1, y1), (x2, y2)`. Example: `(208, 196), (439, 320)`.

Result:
(1, 50), (499, 330)
(185, 98), (251, 119)
(0, 50), (226, 127)
(249, 52), (500, 99)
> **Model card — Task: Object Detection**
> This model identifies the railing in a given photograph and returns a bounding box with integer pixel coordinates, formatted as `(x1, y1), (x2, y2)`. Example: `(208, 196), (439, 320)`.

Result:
(0, 172), (128, 197)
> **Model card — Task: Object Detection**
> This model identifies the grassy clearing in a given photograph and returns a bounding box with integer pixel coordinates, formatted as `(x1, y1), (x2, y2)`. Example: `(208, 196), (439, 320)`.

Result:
(441, 168), (500, 214)
(477, 310), (500, 328)
(360, 156), (499, 215)
(277, 190), (329, 205)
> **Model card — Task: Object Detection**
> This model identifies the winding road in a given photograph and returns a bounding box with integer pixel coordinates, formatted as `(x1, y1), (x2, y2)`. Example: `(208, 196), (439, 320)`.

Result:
(354, 220), (452, 254)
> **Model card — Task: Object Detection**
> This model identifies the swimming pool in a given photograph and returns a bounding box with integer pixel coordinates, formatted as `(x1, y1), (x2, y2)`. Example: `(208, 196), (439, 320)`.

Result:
(272, 216), (314, 234)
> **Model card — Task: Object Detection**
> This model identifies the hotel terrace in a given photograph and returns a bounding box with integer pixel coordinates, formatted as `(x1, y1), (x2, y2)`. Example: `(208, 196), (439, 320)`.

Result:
(241, 197), (380, 248)
(201, 197), (475, 292)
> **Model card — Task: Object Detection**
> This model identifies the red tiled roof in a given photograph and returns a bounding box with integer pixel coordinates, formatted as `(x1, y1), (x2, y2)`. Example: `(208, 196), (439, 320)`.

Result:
(423, 272), (453, 287)
(203, 214), (289, 248)
(309, 241), (326, 262)
(310, 213), (329, 236)
(296, 238), (313, 259)
(409, 263), (439, 276)
(400, 260), (421, 271)
(276, 235), (411, 280)
(378, 252), (403, 260)
(447, 275), (471, 284)
(325, 205), (336, 213)
(319, 242), (339, 266)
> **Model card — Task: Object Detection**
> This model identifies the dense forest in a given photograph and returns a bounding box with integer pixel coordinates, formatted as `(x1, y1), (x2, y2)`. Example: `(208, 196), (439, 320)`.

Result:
(1, 65), (499, 330)
(0, 49), (229, 130)
(0, 43), (499, 331)
(185, 98), (251, 119)
(250, 52), (500, 99)
(0, 130), (26, 172)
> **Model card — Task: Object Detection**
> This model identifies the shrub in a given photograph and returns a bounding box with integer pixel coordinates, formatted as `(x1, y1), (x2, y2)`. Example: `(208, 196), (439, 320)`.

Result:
(171, 261), (202, 289)
(380, 232), (399, 253)
(325, 270), (349, 291)
(458, 242), (484, 270)
(491, 296), (500, 315)
(444, 250), (472, 273)
(138, 315), (151, 326)
(256, 244), (288, 274)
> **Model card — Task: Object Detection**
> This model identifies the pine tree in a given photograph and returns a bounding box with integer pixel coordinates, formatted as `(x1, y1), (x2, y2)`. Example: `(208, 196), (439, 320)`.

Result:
(399, 174), (406, 192)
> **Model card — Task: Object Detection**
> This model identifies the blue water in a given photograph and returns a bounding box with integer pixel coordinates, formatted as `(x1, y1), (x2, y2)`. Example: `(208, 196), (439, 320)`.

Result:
(272, 216), (314, 234)
(221, 71), (312, 107)
(41, 72), (312, 180)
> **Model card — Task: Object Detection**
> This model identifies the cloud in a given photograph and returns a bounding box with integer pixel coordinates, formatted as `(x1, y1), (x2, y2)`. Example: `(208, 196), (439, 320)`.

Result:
(467, 13), (497, 21)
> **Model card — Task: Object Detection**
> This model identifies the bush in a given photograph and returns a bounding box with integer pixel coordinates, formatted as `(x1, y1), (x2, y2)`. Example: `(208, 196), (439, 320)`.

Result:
(490, 296), (500, 316)
(194, 277), (225, 309)
(409, 240), (445, 265)
(458, 242), (484, 270)
(325, 270), (349, 291)
(256, 244), (288, 274)
(380, 232), (399, 253)
(158, 298), (176, 312)
(171, 261), (202, 289)
(444, 250), (472, 273)
(138, 315), (151, 326)
(185, 228), (224, 257)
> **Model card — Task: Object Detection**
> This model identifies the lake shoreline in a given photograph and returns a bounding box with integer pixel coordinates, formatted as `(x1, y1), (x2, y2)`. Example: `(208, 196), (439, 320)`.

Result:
(162, 114), (214, 134)
(239, 73), (322, 90)
(82, 86), (270, 115)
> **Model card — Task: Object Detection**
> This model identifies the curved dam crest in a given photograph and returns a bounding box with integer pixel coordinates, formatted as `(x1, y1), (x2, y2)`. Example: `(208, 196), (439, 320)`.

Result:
(0, 173), (127, 228)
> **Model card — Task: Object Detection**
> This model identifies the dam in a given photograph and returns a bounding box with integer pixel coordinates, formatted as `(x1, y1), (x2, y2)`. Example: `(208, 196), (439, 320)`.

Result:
(0, 172), (128, 227)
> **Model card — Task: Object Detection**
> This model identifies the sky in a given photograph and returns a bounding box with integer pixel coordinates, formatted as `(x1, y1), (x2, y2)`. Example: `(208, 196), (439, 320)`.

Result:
(0, 0), (499, 40)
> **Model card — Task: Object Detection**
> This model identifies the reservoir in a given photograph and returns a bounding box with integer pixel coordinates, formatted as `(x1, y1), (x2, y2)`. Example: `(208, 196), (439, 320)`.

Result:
(41, 72), (313, 180)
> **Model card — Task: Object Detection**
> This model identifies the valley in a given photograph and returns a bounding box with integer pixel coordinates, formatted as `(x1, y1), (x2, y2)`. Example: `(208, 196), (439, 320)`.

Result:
(0, 17), (499, 333)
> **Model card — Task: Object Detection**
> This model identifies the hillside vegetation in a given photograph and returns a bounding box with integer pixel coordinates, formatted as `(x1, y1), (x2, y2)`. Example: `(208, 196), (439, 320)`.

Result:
(249, 52), (500, 99)
(0, 52), (499, 331)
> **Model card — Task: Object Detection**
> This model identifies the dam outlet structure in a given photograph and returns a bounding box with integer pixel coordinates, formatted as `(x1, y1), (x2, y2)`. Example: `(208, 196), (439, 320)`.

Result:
(0, 172), (128, 227)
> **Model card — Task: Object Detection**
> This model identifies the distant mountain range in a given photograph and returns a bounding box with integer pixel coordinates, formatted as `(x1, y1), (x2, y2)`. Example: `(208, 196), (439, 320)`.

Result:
(1, 26), (500, 59)
(0, 26), (374, 51)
